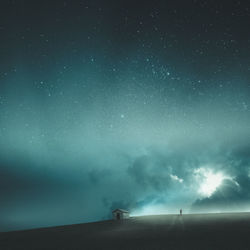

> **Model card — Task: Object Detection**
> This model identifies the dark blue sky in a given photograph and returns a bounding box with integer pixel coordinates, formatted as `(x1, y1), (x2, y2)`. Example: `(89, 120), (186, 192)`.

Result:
(1, 0), (250, 231)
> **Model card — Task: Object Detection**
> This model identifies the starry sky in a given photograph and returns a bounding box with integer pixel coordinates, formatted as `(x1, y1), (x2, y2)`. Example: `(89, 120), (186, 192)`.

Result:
(1, 0), (250, 231)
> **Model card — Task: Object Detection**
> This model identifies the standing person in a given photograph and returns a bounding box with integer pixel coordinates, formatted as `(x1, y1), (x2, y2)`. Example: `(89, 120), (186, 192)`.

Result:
(180, 208), (182, 216)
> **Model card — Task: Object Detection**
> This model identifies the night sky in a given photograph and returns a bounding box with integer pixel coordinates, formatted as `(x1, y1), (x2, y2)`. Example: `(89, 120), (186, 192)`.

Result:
(1, 0), (250, 232)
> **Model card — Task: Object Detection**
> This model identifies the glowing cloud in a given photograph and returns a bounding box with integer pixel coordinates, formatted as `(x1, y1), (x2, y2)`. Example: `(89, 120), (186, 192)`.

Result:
(194, 168), (226, 197)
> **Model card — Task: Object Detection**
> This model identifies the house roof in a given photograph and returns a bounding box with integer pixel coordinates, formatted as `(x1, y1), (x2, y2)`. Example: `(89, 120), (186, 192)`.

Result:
(112, 208), (129, 213)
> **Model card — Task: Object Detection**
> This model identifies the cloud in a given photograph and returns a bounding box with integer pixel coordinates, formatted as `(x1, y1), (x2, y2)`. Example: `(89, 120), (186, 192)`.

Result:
(127, 148), (192, 192)
(127, 154), (171, 191)
(191, 142), (250, 212)
(191, 177), (249, 212)
(1, 134), (250, 231)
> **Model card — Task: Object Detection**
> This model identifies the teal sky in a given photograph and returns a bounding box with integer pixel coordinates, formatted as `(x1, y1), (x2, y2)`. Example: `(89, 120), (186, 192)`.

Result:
(1, 0), (250, 231)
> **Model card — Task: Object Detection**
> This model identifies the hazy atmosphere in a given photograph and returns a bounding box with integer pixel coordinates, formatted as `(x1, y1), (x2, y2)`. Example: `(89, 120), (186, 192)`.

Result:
(1, 0), (250, 231)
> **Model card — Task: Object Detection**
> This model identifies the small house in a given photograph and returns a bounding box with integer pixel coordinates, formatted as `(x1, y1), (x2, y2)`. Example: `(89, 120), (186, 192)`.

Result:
(112, 209), (130, 220)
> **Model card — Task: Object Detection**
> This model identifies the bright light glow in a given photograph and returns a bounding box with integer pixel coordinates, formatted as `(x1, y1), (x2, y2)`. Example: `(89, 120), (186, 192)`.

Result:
(200, 172), (223, 196)
(130, 204), (168, 217)
(195, 168), (225, 197)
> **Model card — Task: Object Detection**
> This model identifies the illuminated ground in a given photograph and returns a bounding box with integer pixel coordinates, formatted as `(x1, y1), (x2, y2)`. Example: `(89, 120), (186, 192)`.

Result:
(1, 212), (250, 250)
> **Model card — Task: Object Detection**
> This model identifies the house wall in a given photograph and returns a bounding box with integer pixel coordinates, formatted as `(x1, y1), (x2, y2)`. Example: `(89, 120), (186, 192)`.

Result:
(112, 212), (117, 220)
(112, 212), (130, 220)
(123, 213), (130, 219)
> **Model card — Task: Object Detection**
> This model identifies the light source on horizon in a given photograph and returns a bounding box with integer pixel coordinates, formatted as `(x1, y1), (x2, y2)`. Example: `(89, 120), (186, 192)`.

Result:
(130, 204), (169, 217)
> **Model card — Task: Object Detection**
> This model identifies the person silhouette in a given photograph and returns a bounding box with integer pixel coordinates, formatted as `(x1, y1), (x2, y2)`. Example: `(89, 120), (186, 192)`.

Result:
(180, 209), (182, 216)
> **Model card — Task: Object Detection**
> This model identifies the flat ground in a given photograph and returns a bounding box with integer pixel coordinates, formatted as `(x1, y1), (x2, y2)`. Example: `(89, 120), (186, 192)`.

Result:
(1, 212), (250, 250)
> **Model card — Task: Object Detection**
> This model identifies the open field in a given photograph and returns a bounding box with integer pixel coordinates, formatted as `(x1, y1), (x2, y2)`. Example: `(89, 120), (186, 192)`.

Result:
(1, 212), (250, 250)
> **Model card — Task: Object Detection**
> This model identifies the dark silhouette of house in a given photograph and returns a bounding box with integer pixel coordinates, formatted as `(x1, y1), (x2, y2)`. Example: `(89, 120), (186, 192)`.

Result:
(112, 209), (130, 220)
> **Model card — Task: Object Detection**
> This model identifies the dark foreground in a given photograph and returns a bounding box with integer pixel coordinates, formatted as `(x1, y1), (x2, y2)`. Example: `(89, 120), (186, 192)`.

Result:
(1, 212), (250, 250)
